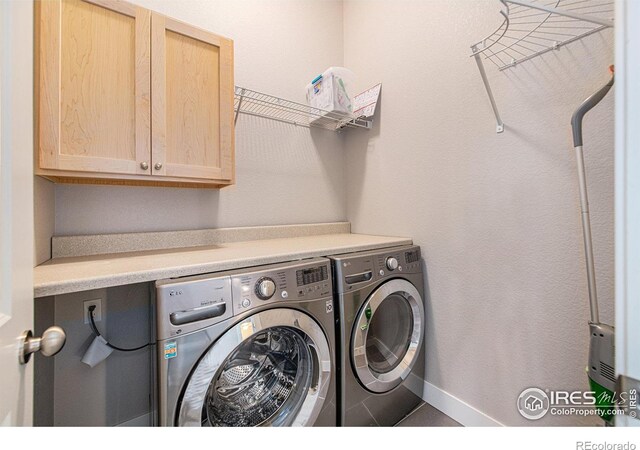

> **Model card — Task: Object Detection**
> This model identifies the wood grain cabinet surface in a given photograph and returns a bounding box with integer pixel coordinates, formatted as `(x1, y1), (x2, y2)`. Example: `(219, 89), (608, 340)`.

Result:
(36, 0), (235, 188)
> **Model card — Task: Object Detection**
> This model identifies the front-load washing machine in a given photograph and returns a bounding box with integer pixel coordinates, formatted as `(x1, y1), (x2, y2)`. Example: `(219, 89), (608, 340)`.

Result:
(330, 245), (425, 426)
(155, 258), (336, 427)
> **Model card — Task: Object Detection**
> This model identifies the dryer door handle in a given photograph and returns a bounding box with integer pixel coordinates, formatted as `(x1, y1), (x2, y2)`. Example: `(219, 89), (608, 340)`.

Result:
(170, 303), (227, 326)
(345, 271), (373, 285)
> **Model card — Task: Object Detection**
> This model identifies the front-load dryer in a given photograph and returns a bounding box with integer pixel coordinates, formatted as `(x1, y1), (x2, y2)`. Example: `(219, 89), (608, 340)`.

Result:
(330, 245), (425, 426)
(155, 258), (336, 427)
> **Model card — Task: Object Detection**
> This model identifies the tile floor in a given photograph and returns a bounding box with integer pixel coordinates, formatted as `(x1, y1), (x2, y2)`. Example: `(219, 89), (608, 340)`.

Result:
(395, 402), (462, 427)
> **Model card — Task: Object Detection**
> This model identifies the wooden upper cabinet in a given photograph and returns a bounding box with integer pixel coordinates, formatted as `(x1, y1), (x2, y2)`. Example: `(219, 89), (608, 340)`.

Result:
(151, 14), (234, 182)
(36, 0), (235, 188)
(38, 0), (151, 175)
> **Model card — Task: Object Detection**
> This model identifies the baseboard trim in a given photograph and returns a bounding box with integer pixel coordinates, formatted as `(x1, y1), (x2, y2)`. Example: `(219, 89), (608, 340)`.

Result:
(422, 381), (505, 427)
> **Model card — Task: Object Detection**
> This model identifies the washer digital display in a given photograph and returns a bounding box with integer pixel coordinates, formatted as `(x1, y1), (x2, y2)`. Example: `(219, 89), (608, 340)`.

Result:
(296, 266), (328, 286)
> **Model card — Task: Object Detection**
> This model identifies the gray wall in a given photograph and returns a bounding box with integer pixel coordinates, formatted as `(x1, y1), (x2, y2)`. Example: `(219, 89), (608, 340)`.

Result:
(343, 0), (614, 426)
(34, 177), (54, 265)
(35, 283), (153, 427)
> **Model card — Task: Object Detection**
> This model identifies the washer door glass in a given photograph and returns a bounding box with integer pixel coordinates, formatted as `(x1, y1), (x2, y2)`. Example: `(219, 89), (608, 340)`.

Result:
(177, 309), (331, 427)
(352, 279), (424, 393)
(204, 326), (312, 427)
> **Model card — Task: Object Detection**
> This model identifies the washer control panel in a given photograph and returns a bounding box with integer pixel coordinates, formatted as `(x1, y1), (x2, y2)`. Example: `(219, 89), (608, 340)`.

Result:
(155, 258), (332, 340)
(231, 258), (332, 315)
(254, 277), (277, 300)
(156, 275), (234, 340)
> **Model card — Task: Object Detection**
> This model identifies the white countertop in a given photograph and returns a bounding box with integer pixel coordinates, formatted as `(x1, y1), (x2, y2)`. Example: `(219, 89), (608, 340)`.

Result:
(34, 233), (412, 297)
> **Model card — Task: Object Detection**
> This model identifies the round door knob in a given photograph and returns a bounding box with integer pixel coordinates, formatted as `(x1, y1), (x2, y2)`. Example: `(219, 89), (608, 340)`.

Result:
(140, 162), (149, 170)
(255, 277), (276, 300)
(386, 257), (399, 271)
(19, 326), (66, 365)
(154, 163), (163, 170)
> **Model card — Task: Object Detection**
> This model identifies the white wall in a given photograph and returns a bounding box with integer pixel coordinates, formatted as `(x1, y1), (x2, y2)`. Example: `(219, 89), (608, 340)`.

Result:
(48, 0), (347, 236)
(343, 0), (614, 426)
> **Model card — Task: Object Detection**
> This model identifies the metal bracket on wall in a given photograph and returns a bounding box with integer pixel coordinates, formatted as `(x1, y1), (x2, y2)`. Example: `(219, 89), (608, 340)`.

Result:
(470, 0), (614, 134)
(472, 43), (505, 134)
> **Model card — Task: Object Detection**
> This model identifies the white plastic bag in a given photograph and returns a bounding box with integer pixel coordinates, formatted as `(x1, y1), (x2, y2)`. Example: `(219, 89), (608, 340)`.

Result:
(306, 67), (355, 123)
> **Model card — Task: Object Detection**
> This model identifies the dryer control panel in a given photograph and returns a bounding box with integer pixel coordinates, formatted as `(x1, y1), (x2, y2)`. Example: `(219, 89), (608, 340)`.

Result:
(331, 245), (422, 294)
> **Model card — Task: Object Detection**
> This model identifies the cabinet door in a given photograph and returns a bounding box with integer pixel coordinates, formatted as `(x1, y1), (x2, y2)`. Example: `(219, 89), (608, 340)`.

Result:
(151, 14), (234, 182)
(38, 0), (151, 175)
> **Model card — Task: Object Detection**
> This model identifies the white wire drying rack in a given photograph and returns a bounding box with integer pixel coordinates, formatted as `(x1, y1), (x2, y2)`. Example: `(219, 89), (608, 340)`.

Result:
(234, 86), (372, 132)
(471, 0), (614, 133)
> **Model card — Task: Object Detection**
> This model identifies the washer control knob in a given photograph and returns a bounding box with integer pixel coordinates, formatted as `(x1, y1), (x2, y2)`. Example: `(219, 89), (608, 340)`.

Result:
(386, 257), (399, 271)
(241, 298), (251, 308)
(281, 290), (288, 299)
(255, 277), (276, 300)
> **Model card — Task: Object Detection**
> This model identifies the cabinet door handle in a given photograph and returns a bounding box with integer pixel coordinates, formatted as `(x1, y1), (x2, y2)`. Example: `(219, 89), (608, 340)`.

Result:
(140, 162), (149, 170)
(154, 163), (163, 170)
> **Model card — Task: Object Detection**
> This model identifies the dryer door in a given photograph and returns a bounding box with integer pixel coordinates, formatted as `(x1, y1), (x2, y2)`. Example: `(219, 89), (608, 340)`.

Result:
(352, 279), (424, 393)
(176, 308), (331, 427)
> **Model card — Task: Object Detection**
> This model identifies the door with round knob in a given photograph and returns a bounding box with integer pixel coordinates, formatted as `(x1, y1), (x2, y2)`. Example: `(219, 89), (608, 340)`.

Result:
(19, 326), (66, 364)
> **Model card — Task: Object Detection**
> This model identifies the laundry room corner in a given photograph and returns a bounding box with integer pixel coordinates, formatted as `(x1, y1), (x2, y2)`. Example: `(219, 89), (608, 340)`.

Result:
(4, 0), (639, 442)
(343, 0), (615, 426)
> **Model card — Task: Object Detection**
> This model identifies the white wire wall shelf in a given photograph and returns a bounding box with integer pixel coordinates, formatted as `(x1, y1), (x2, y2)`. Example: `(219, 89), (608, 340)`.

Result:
(234, 86), (372, 132)
(470, 0), (614, 133)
